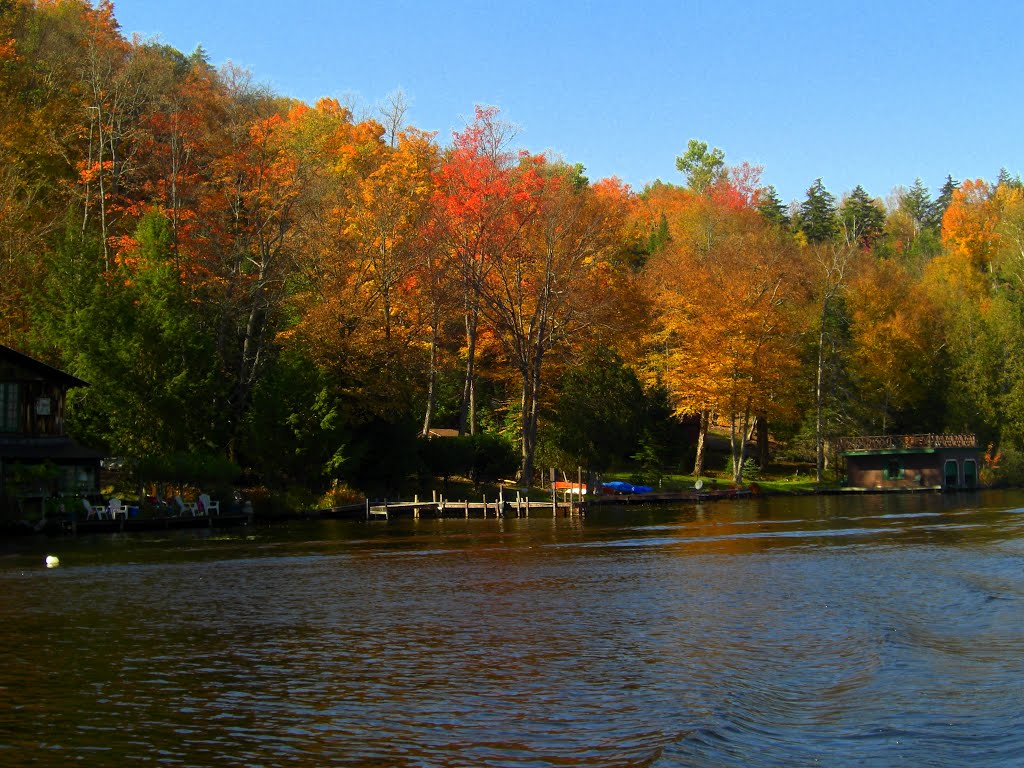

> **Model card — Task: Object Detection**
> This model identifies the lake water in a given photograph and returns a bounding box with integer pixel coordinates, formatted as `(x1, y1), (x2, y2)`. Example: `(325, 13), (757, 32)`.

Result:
(2, 490), (1024, 767)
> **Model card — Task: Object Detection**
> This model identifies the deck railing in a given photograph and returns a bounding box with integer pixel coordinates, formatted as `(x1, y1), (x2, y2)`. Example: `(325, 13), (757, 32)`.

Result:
(835, 433), (977, 453)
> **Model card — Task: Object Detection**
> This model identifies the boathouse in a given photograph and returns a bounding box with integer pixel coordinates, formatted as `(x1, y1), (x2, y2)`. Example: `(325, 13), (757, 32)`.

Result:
(0, 344), (102, 514)
(836, 434), (980, 491)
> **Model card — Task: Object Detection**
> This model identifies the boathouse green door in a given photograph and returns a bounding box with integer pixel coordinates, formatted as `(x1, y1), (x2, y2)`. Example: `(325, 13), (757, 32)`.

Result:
(963, 459), (978, 488)
(944, 459), (959, 488)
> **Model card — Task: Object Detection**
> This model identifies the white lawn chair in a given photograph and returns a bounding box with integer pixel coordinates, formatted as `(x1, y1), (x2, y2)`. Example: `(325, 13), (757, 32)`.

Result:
(108, 498), (127, 520)
(198, 493), (220, 516)
(174, 495), (198, 516)
(82, 499), (108, 520)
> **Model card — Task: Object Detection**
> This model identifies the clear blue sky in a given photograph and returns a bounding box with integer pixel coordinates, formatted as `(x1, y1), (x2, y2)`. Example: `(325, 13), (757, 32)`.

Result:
(112, 0), (1021, 205)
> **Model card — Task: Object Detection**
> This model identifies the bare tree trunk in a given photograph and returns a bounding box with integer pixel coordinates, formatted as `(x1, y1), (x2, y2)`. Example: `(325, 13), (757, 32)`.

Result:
(757, 414), (770, 469)
(816, 317), (826, 483)
(733, 405), (752, 484)
(459, 296), (479, 436)
(519, 343), (545, 485)
(730, 411), (740, 483)
(693, 410), (709, 476)
(519, 372), (532, 484)
(421, 323), (438, 437)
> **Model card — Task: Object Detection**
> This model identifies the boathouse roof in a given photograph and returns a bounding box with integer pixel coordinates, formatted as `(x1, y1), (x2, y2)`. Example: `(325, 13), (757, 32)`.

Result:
(836, 434), (977, 455)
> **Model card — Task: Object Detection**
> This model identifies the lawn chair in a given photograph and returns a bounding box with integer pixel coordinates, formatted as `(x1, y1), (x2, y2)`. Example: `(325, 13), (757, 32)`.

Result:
(174, 495), (198, 516)
(198, 493), (220, 516)
(82, 499), (108, 520)
(108, 498), (128, 520)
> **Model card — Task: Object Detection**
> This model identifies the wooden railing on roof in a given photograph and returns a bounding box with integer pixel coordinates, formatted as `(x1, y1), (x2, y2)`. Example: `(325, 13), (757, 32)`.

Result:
(835, 434), (977, 453)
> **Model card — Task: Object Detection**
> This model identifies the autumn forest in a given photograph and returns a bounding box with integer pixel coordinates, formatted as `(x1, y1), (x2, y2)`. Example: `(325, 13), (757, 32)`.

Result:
(3, 1), (1023, 500)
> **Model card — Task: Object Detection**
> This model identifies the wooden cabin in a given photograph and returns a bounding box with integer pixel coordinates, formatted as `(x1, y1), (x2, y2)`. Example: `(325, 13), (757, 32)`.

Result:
(836, 434), (980, 491)
(0, 345), (103, 513)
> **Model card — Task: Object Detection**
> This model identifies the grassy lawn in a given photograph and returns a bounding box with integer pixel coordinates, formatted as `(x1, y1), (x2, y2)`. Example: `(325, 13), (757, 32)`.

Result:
(603, 470), (824, 494)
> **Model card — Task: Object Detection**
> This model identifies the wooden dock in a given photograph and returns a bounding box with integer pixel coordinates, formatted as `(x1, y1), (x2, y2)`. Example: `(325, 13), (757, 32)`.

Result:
(311, 486), (771, 523)
(367, 493), (577, 519)
(317, 492), (578, 521)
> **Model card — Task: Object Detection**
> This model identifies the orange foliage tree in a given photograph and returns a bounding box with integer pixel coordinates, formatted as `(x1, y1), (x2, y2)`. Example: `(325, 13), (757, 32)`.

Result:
(477, 167), (631, 482)
(431, 106), (541, 435)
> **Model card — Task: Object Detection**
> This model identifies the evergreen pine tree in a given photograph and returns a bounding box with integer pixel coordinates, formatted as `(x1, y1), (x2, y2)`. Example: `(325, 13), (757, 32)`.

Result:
(930, 175), (960, 229)
(901, 178), (933, 231)
(997, 167), (1022, 190)
(839, 185), (886, 249)
(756, 184), (789, 227)
(648, 212), (670, 254)
(799, 178), (838, 244)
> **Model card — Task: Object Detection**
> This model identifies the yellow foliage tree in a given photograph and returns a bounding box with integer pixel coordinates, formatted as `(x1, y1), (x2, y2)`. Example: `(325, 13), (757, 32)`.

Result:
(644, 192), (802, 482)
(848, 258), (942, 432)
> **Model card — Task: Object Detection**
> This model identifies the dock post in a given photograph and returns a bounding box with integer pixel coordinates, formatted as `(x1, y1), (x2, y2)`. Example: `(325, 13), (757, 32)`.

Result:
(482, 494), (487, 518)
(465, 498), (469, 518)
(577, 466), (583, 516)
(551, 468), (557, 516)
(365, 498), (370, 521)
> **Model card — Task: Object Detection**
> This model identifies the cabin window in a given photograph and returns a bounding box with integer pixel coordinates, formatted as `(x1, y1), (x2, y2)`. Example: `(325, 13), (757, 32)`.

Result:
(944, 459), (959, 488)
(963, 459), (978, 488)
(0, 383), (18, 433)
(884, 459), (904, 481)
(60, 465), (96, 494)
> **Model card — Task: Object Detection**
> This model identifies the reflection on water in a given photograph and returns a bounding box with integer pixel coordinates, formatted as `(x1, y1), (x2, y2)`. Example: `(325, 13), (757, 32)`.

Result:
(2, 490), (1024, 766)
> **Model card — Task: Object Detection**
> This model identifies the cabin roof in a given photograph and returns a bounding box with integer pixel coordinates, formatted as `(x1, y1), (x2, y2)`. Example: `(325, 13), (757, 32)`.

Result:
(0, 437), (104, 461)
(0, 345), (88, 388)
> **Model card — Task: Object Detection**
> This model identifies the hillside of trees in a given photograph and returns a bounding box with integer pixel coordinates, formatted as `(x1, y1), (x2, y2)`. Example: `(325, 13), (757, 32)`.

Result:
(3, 1), (1023, 499)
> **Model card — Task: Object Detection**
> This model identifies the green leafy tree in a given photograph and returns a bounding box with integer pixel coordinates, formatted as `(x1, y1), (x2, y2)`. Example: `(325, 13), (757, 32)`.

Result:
(550, 350), (645, 472)
(243, 348), (346, 489)
(35, 213), (222, 460)
(675, 139), (726, 193)
(344, 416), (422, 497)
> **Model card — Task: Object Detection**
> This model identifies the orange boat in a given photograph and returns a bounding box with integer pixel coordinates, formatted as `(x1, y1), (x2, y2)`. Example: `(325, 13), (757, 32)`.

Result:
(552, 481), (588, 495)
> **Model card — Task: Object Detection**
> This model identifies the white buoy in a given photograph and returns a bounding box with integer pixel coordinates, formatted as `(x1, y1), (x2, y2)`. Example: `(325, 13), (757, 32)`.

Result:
(45, 555), (60, 569)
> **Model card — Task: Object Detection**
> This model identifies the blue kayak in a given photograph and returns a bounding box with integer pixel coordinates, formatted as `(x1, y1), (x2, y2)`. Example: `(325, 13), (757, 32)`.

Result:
(601, 481), (653, 494)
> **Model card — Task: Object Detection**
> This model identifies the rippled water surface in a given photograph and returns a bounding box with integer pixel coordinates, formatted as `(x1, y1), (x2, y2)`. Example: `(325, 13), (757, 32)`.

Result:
(3, 491), (1024, 766)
